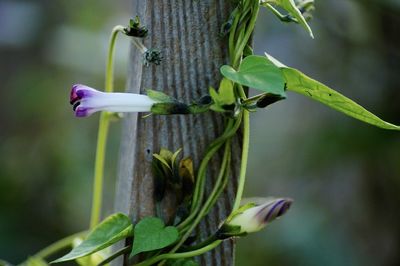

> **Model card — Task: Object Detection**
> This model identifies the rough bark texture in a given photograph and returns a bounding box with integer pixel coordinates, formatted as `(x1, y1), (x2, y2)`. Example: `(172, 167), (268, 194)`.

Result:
(115, 1), (241, 265)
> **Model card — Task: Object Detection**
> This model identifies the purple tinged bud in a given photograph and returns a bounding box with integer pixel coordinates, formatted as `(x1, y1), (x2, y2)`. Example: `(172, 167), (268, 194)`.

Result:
(260, 198), (292, 224)
(218, 197), (293, 237)
(69, 84), (157, 117)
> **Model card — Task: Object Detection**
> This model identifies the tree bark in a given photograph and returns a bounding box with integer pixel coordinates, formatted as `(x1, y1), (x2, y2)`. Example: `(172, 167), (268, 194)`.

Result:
(115, 1), (240, 265)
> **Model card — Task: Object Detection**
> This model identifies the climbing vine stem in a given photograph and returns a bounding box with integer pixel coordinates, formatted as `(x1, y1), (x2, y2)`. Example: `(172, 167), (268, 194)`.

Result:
(233, 109), (250, 211)
(230, 0), (259, 210)
(169, 140), (232, 255)
(163, 0), (258, 262)
(18, 231), (87, 265)
(178, 116), (242, 231)
(134, 240), (222, 266)
(90, 25), (125, 229)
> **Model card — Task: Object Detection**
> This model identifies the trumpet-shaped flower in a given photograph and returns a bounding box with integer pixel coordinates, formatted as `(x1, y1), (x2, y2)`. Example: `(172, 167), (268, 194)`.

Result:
(216, 197), (292, 239)
(70, 84), (157, 117)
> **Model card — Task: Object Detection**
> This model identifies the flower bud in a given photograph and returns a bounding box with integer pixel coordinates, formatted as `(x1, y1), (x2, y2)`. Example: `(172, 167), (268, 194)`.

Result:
(216, 197), (292, 239)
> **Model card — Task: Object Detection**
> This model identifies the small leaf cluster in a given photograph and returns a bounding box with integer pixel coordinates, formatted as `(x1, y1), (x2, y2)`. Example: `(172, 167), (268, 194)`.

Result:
(143, 49), (163, 66)
(209, 78), (237, 114)
(124, 16), (148, 38)
(122, 17), (163, 67)
(152, 148), (196, 224)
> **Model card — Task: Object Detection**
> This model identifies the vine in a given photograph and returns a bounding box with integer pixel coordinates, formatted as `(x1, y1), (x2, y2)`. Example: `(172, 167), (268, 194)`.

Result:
(12, 1), (400, 266)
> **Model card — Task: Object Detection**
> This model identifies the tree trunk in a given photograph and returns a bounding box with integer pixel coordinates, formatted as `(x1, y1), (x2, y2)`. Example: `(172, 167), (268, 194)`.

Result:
(115, 1), (240, 265)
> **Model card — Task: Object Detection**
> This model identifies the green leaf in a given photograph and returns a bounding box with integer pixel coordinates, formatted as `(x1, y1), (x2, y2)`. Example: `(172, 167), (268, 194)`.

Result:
(130, 217), (179, 257)
(209, 87), (226, 113)
(266, 0), (314, 38)
(265, 53), (400, 130)
(209, 79), (236, 113)
(279, 0), (313, 38)
(159, 148), (174, 162)
(72, 237), (108, 266)
(227, 202), (257, 222)
(147, 89), (176, 103)
(151, 102), (190, 115)
(215, 224), (244, 239)
(179, 157), (195, 190)
(166, 258), (199, 266)
(52, 213), (133, 263)
(220, 55), (286, 96)
(218, 78), (235, 105)
(171, 148), (182, 167)
(153, 154), (172, 171)
(209, 87), (220, 104)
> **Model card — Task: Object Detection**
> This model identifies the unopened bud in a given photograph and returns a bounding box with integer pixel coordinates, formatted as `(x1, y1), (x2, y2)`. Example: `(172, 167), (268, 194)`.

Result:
(216, 197), (292, 239)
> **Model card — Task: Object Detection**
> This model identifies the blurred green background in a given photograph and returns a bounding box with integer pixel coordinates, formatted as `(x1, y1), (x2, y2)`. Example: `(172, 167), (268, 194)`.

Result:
(0, 0), (399, 265)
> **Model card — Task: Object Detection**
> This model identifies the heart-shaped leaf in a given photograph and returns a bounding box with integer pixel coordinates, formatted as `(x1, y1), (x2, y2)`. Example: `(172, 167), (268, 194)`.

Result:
(220, 56), (285, 97)
(52, 213), (133, 263)
(265, 52), (400, 130)
(130, 217), (179, 257)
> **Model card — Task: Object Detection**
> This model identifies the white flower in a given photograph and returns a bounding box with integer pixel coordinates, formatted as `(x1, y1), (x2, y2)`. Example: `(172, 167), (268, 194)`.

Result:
(70, 84), (157, 117)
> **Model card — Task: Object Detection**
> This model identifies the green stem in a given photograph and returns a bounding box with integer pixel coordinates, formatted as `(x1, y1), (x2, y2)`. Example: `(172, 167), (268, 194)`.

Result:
(32, 231), (87, 260)
(90, 112), (109, 229)
(89, 25), (124, 229)
(204, 148), (231, 215)
(232, 0), (260, 67)
(134, 241), (222, 266)
(228, 8), (240, 60)
(98, 245), (132, 266)
(178, 115), (242, 230)
(189, 140), (225, 212)
(131, 38), (148, 54)
(179, 235), (218, 252)
(182, 120), (232, 220)
(177, 140), (225, 230)
(232, 109), (250, 211)
(229, 1), (257, 211)
(157, 143), (232, 266)
(105, 25), (125, 93)
(173, 142), (231, 250)
(242, 93), (268, 104)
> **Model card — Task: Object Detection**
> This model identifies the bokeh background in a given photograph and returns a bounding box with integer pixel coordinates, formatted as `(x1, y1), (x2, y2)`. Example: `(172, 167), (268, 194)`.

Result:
(1, 0), (399, 265)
